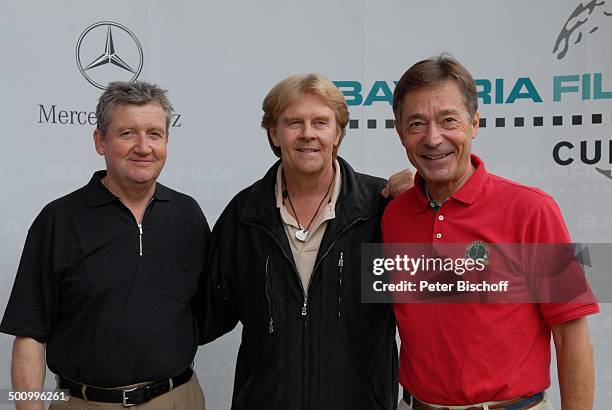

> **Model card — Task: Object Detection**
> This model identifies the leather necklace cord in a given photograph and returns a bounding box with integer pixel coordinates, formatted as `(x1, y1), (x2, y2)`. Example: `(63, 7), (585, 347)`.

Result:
(282, 167), (335, 241)
(424, 182), (449, 211)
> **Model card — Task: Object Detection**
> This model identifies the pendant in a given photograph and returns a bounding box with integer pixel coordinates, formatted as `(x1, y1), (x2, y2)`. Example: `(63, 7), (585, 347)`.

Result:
(295, 229), (308, 242)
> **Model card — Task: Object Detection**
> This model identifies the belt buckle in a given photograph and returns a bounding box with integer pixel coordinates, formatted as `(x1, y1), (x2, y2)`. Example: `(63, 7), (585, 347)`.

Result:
(122, 386), (138, 407)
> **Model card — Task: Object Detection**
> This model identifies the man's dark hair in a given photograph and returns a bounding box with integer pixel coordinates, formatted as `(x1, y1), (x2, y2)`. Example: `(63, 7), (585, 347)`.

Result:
(393, 54), (478, 120)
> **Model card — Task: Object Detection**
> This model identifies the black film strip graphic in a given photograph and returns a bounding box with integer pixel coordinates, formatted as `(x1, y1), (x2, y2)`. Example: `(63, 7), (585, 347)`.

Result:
(349, 114), (609, 129)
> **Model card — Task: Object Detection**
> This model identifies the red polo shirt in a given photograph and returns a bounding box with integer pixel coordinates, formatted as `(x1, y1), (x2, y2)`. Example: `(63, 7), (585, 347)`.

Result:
(382, 155), (599, 405)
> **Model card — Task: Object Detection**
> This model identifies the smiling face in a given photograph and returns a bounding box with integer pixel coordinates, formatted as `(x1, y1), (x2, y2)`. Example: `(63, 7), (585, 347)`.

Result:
(270, 93), (340, 179)
(395, 80), (479, 200)
(94, 102), (168, 192)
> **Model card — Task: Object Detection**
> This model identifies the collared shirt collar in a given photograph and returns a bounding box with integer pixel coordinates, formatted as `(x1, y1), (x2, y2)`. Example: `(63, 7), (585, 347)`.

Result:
(413, 154), (487, 212)
(240, 157), (381, 248)
(274, 159), (342, 217)
(83, 170), (171, 208)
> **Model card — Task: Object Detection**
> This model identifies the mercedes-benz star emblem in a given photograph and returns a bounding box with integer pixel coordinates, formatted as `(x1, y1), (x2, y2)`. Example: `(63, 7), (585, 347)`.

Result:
(76, 21), (143, 89)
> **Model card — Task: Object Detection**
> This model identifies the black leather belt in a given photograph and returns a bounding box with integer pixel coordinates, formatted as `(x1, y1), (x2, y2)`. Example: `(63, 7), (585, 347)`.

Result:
(58, 368), (193, 407)
(403, 390), (544, 410)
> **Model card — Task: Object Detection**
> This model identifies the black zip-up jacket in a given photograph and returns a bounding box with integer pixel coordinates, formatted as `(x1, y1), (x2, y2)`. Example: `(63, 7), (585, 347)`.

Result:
(199, 157), (398, 410)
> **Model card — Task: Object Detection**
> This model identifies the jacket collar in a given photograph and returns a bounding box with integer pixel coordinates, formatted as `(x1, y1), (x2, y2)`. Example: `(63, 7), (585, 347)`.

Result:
(83, 170), (171, 208)
(239, 157), (381, 257)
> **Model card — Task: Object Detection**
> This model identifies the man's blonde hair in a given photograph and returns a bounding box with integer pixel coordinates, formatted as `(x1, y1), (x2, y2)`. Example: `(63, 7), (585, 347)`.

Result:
(261, 74), (349, 158)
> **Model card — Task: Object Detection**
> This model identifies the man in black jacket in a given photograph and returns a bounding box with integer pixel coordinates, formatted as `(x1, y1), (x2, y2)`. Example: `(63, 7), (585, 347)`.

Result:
(199, 74), (399, 409)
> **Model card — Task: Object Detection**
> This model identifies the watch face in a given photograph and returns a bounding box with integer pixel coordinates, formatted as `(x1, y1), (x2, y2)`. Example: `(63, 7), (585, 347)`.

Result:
(466, 240), (489, 263)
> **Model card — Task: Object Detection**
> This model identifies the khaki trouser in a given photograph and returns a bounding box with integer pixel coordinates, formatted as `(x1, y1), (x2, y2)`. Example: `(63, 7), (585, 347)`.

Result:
(50, 373), (205, 410)
(398, 392), (554, 410)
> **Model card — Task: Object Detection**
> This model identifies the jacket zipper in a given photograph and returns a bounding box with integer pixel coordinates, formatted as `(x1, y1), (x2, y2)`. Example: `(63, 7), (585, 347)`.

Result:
(247, 214), (374, 410)
(337, 251), (344, 323)
(248, 216), (371, 317)
(246, 222), (306, 316)
(302, 217), (369, 318)
(265, 256), (274, 334)
(310, 217), (367, 280)
(299, 216), (369, 410)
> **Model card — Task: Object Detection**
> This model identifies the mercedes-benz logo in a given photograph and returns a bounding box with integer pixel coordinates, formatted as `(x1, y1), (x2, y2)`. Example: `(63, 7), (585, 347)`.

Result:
(76, 21), (144, 89)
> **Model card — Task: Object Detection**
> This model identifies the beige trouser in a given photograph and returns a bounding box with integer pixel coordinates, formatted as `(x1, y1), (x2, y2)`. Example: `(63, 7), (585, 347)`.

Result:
(398, 392), (553, 410)
(50, 373), (205, 410)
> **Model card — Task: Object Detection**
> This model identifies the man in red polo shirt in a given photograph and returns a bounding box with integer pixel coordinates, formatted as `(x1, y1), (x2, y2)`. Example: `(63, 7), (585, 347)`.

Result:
(382, 55), (599, 410)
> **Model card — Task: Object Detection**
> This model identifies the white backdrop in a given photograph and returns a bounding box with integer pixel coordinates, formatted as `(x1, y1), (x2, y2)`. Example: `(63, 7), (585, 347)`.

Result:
(0, 1), (610, 408)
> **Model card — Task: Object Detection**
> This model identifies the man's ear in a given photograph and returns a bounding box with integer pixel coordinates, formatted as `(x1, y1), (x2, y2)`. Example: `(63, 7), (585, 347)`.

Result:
(93, 129), (105, 155)
(471, 112), (480, 139)
(269, 128), (280, 147)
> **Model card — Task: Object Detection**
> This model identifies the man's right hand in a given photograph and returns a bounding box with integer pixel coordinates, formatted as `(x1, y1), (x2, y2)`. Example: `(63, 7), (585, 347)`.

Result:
(381, 168), (415, 198)
(11, 336), (46, 410)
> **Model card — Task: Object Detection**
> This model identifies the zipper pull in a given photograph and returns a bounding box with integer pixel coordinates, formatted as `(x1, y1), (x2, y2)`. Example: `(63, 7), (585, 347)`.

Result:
(338, 251), (344, 267)
(269, 318), (274, 334)
(301, 297), (308, 316)
(138, 224), (143, 256)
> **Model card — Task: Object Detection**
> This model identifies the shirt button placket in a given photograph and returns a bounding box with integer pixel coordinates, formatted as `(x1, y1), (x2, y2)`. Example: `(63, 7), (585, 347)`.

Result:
(435, 214), (444, 240)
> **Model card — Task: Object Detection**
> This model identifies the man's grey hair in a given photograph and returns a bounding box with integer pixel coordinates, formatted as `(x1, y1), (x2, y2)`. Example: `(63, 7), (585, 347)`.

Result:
(95, 81), (174, 135)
